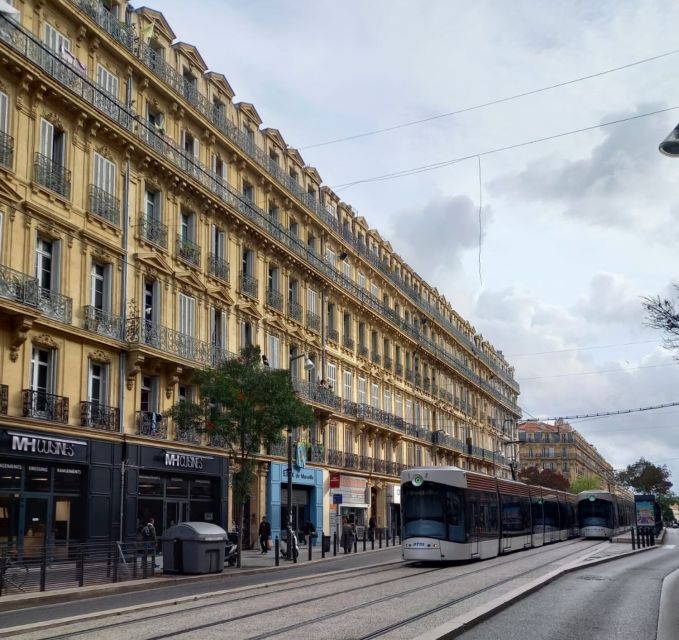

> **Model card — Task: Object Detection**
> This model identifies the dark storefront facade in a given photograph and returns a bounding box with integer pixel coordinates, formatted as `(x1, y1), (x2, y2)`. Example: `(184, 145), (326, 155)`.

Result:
(123, 443), (228, 541)
(0, 428), (121, 552)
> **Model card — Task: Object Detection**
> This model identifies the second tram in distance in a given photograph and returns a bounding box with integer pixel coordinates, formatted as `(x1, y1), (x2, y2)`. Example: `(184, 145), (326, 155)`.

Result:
(401, 466), (578, 562)
(577, 490), (635, 538)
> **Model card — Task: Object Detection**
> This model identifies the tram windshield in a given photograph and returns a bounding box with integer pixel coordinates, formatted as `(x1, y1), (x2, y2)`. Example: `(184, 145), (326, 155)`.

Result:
(401, 481), (465, 542)
(579, 499), (613, 528)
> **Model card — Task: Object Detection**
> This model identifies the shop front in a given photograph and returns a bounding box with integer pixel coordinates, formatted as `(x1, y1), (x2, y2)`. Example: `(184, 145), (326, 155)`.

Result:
(386, 483), (401, 537)
(329, 474), (369, 539)
(268, 462), (324, 543)
(123, 443), (228, 541)
(0, 428), (121, 551)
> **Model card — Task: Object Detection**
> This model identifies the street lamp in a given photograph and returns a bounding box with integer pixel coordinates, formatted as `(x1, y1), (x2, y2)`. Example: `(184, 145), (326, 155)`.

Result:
(659, 122), (679, 156)
(286, 352), (314, 559)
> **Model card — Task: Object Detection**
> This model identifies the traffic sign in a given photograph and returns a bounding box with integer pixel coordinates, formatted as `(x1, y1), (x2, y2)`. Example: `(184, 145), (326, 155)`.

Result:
(333, 493), (343, 504)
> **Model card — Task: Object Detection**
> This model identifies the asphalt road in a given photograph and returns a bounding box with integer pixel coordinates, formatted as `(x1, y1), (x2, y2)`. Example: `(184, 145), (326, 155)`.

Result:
(457, 530), (679, 640)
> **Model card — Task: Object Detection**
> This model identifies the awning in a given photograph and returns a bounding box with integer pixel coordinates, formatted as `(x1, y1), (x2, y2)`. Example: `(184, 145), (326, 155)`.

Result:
(0, 1), (20, 18)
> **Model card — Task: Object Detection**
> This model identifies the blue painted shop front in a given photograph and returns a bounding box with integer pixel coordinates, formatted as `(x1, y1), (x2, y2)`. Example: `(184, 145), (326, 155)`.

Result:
(268, 462), (324, 544)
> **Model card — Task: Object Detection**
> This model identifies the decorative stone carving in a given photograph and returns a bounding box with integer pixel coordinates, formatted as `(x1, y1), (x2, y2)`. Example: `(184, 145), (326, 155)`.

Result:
(42, 112), (64, 130)
(89, 349), (112, 364)
(10, 316), (34, 362)
(32, 333), (58, 349)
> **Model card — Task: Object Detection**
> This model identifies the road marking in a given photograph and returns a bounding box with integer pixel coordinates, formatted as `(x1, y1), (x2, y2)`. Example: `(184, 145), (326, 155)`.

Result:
(662, 545), (676, 549)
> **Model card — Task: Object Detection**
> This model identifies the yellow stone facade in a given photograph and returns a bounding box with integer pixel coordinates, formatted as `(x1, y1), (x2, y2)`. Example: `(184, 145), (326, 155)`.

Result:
(0, 0), (520, 547)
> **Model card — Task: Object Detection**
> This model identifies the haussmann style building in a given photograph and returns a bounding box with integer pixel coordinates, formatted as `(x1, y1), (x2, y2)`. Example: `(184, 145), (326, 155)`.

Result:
(0, 0), (520, 551)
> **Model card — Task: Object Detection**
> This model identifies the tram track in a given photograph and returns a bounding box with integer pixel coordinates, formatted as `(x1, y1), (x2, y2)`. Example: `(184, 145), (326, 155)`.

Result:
(30, 538), (600, 640)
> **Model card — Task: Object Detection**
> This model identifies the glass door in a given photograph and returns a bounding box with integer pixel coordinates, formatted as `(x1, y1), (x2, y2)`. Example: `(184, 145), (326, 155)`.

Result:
(22, 497), (49, 557)
(165, 501), (189, 531)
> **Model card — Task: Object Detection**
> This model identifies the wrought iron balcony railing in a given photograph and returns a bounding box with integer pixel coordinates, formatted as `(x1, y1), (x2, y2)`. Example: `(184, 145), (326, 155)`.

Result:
(327, 448), (343, 466)
(22, 389), (69, 423)
(79, 401), (119, 431)
(342, 335), (354, 350)
(383, 355), (393, 370)
(268, 440), (286, 457)
(327, 327), (339, 343)
(358, 344), (369, 358)
(38, 287), (73, 324)
(88, 184), (120, 225)
(137, 410), (167, 438)
(0, 264), (39, 307)
(139, 215), (168, 249)
(371, 352), (381, 365)
(126, 318), (235, 367)
(287, 300), (303, 323)
(83, 305), (125, 341)
(207, 253), (229, 281)
(175, 422), (201, 444)
(306, 311), (320, 333)
(266, 288), (283, 311)
(72, 0), (136, 50)
(34, 153), (71, 199)
(395, 363), (403, 376)
(293, 379), (341, 410)
(176, 234), (201, 266)
(0, 131), (14, 168)
(308, 443), (325, 463)
(0, 384), (7, 416)
(239, 273), (258, 299)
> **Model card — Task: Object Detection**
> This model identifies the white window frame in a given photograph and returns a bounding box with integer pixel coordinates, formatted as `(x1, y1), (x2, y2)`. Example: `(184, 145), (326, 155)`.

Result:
(267, 334), (280, 369)
(96, 64), (119, 98)
(90, 261), (111, 312)
(93, 152), (116, 196)
(343, 370), (353, 402)
(44, 22), (71, 54)
(0, 90), (8, 135)
(178, 293), (196, 338)
(326, 363), (336, 390)
(357, 377), (366, 404)
(371, 382), (380, 409)
(88, 360), (109, 405)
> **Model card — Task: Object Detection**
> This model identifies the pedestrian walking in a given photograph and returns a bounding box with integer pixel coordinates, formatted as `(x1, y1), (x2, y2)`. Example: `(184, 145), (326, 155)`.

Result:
(368, 514), (376, 542)
(341, 517), (355, 554)
(258, 516), (271, 553)
(141, 517), (158, 567)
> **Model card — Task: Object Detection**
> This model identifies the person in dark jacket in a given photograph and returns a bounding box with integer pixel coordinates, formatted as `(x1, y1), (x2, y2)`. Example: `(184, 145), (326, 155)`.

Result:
(368, 515), (376, 541)
(258, 516), (271, 553)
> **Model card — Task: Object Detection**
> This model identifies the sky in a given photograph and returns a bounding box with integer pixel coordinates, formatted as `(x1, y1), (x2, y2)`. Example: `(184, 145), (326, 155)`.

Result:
(149, 0), (679, 486)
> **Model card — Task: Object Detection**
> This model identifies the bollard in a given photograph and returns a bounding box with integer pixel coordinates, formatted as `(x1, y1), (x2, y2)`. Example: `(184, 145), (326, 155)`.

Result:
(371, 530), (375, 551)
(275, 537), (279, 566)
(363, 529), (366, 552)
(631, 527), (636, 550)
(40, 546), (47, 592)
(333, 532), (337, 556)
(379, 528), (383, 549)
(393, 529), (396, 546)
(321, 535), (325, 559)
(651, 530), (656, 546)
(354, 534), (358, 554)
(386, 529), (389, 548)
(308, 536), (312, 562)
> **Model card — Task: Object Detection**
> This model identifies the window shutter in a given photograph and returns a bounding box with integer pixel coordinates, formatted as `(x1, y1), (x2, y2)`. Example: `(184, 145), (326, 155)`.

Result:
(39, 118), (54, 160)
(0, 91), (8, 133)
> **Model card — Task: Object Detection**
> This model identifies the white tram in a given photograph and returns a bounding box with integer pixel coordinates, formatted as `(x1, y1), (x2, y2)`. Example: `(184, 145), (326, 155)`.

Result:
(577, 490), (635, 539)
(401, 467), (577, 562)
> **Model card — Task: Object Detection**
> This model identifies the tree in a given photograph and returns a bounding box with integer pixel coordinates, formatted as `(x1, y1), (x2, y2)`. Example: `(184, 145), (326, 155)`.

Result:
(657, 493), (679, 523)
(518, 466), (570, 491)
(615, 458), (673, 495)
(569, 475), (603, 494)
(643, 288), (679, 356)
(168, 344), (315, 567)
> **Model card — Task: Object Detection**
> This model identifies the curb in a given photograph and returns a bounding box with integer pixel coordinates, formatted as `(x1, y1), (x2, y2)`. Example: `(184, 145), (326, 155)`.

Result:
(414, 544), (659, 640)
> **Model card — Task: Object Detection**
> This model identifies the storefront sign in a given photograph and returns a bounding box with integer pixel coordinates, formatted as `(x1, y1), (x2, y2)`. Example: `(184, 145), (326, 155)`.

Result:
(164, 452), (207, 469)
(330, 472), (341, 489)
(7, 431), (86, 459)
(283, 466), (315, 483)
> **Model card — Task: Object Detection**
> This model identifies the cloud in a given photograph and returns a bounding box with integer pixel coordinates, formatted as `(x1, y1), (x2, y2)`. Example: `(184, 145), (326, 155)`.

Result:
(573, 272), (646, 327)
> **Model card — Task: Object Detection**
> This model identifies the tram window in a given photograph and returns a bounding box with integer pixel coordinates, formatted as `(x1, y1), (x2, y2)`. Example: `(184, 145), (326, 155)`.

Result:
(0, 463), (22, 490)
(445, 490), (465, 542)
(138, 475), (163, 497)
(501, 495), (530, 535)
(402, 483), (446, 538)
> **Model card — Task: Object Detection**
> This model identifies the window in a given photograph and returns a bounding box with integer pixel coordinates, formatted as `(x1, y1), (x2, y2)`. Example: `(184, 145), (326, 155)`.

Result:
(96, 64), (119, 98)
(343, 312), (352, 339)
(181, 129), (199, 158)
(90, 262), (111, 312)
(307, 233), (316, 254)
(88, 361), (108, 405)
(240, 320), (253, 348)
(326, 248), (336, 267)
(327, 363), (336, 390)
(395, 393), (402, 417)
(371, 383), (380, 409)
(43, 22), (71, 54)
(288, 278), (299, 304)
(343, 260), (351, 280)
(210, 307), (227, 361)
(92, 152), (116, 197)
(143, 279), (160, 334)
(145, 188), (161, 220)
(371, 282), (379, 298)
(289, 220), (299, 238)
(358, 272), (366, 290)
(211, 153), (227, 188)
(307, 288), (318, 316)
(328, 423), (338, 450)
(242, 181), (254, 202)
(242, 247), (255, 279)
(0, 90), (8, 135)
(343, 371), (353, 401)
(178, 384), (193, 403)
(31, 346), (55, 395)
(140, 375), (159, 413)
(268, 265), (279, 292)
(180, 211), (195, 242)
(267, 335), (280, 369)
(35, 236), (60, 292)
(178, 293), (195, 337)
(39, 118), (66, 167)
(384, 388), (392, 413)
(289, 168), (298, 183)
(358, 377), (366, 404)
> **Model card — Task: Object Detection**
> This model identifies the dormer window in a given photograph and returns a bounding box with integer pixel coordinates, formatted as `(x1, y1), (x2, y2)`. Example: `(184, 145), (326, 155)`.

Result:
(289, 168), (298, 183)
(182, 69), (198, 103)
(269, 150), (279, 165)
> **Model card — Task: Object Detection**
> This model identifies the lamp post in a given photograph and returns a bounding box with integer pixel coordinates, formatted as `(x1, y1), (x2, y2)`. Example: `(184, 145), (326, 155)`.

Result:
(286, 352), (314, 559)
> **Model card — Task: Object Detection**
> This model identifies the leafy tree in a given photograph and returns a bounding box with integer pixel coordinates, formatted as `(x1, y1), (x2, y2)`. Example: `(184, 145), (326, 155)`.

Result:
(615, 458), (673, 495)
(168, 344), (315, 566)
(518, 466), (570, 491)
(569, 475), (603, 494)
(658, 493), (679, 523)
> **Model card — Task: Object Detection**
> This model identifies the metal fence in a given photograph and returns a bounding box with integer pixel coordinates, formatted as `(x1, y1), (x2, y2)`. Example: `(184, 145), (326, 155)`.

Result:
(0, 541), (156, 597)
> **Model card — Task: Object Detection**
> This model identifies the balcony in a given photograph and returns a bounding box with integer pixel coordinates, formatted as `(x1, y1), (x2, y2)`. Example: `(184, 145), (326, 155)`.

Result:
(287, 300), (303, 323)
(293, 379), (341, 411)
(327, 327), (339, 343)
(176, 422), (201, 444)
(72, 0), (136, 50)
(268, 440), (286, 457)
(308, 443), (325, 463)
(0, 131), (14, 168)
(266, 289), (284, 312)
(38, 288), (73, 324)
(395, 363), (403, 376)
(0, 264), (39, 307)
(140, 216), (168, 249)
(22, 389), (69, 423)
(371, 352), (381, 365)
(34, 153), (71, 199)
(327, 449), (343, 467)
(207, 253), (229, 282)
(0, 384), (7, 415)
(126, 318), (235, 367)
(83, 305), (125, 341)
(79, 401), (119, 431)
(88, 184), (120, 226)
(176, 235), (201, 267)
(137, 411), (167, 438)
(383, 355), (392, 370)
(306, 311), (320, 333)
(239, 273), (258, 300)
(342, 335), (354, 350)
(358, 344), (369, 358)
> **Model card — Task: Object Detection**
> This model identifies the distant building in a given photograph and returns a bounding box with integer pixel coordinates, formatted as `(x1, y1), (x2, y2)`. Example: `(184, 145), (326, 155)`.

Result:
(517, 419), (618, 491)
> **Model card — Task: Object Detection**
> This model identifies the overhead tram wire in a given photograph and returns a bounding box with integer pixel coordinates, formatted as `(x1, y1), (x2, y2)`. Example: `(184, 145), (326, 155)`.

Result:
(299, 47), (679, 150)
(332, 105), (679, 190)
(522, 400), (679, 423)
(506, 338), (660, 357)
(521, 361), (679, 381)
